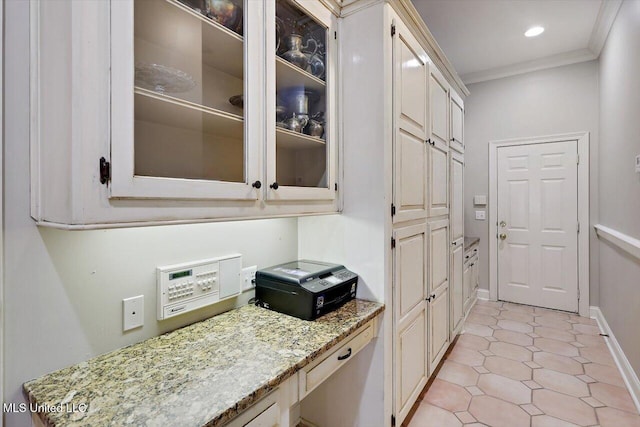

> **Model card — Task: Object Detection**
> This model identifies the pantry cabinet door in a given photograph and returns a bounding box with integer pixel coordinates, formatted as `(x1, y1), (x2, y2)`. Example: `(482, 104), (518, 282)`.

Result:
(427, 140), (449, 217)
(429, 66), (449, 147)
(110, 0), (263, 200)
(450, 243), (464, 335)
(265, 0), (338, 201)
(450, 151), (464, 243)
(429, 282), (449, 373)
(392, 21), (429, 223)
(427, 66), (449, 217)
(428, 218), (450, 372)
(450, 91), (464, 153)
(393, 223), (429, 425)
(463, 261), (471, 312)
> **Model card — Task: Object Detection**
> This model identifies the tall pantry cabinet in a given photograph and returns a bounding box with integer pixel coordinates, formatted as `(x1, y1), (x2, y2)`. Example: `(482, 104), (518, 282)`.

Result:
(298, 2), (468, 426)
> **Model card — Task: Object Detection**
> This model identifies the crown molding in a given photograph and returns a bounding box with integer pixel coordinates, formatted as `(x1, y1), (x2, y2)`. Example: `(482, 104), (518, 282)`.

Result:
(588, 0), (622, 56)
(461, 48), (597, 85)
(337, 0), (469, 97)
(387, 0), (470, 96)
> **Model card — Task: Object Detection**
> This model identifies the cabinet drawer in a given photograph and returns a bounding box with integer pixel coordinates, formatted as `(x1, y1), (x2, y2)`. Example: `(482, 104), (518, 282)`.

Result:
(464, 254), (478, 269)
(299, 322), (374, 398)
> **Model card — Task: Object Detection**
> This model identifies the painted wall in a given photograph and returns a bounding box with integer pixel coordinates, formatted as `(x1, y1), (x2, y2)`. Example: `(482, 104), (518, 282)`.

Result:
(597, 0), (640, 375)
(3, 2), (299, 426)
(463, 60), (600, 304)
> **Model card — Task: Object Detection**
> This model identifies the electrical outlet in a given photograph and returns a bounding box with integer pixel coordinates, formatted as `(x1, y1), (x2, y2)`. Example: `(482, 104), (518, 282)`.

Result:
(475, 210), (486, 220)
(242, 266), (258, 291)
(123, 295), (144, 331)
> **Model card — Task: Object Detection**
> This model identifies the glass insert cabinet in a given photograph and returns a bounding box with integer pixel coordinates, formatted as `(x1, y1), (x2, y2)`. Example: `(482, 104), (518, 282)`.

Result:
(111, 0), (337, 203)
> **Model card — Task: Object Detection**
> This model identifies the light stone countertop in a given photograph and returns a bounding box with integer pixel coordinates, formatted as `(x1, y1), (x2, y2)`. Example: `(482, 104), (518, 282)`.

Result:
(464, 237), (480, 254)
(24, 299), (384, 427)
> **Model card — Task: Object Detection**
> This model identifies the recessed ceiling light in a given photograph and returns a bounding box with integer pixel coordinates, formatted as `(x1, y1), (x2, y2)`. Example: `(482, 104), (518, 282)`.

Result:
(525, 26), (545, 37)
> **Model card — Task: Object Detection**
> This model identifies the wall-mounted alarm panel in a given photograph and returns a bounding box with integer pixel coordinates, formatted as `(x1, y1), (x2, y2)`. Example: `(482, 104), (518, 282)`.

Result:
(157, 254), (242, 320)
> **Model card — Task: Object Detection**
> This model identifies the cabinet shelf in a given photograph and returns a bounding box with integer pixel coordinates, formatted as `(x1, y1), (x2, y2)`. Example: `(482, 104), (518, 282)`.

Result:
(276, 57), (326, 92)
(135, 87), (243, 139)
(276, 127), (326, 149)
(138, 0), (244, 80)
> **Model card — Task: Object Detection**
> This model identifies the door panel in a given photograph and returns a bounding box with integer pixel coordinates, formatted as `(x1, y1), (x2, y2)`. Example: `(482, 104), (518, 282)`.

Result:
(450, 244), (463, 334)
(428, 142), (449, 217)
(497, 141), (578, 311)
(450, 95), (464, 153)
(429, 68), (448, 146)
(398, 130), (427, 215)
(393, 223), (428, 424)
(450, 151), (464, 242)
(396, 305), (427, 423)
(399, 36), (427, 138)
(429, 283), (449, 373)
(393, 27), (428, 223)
(396, 225), (427, 319)
(429, 219), (449, 294)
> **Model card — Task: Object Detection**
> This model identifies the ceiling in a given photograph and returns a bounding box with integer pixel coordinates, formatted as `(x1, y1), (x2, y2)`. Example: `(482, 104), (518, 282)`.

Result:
(412, 0), (622, 84)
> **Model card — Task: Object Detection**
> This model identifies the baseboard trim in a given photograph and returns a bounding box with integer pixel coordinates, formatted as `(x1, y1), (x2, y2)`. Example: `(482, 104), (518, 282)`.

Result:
(590, 306), (640, 413)
(476, 288), (489, 300)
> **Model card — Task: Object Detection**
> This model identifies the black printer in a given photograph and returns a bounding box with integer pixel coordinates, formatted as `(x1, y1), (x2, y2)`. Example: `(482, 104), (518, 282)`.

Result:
(255, 260), (358, 320)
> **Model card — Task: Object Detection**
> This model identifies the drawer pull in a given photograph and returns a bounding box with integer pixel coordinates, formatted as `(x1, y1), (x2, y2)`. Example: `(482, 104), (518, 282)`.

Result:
(337, 348), (352, 361)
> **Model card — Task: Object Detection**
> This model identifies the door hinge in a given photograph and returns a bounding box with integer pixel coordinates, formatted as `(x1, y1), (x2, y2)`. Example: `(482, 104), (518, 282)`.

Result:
(391, 204), (396, 217)
(391, 414), (396, 427)
(577, 222), (580, 233)
(391, 24), (396, 37)
(334, 31), (337, 40)
(391, 237), (396, 249)
(577, 154), (580, 165)
(99, 157), (111, 185)
(335, 182), (338, 191)
(578, 287), (580, 301)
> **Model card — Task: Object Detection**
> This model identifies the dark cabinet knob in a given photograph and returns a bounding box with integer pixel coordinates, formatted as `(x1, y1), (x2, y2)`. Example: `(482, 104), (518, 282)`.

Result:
(270, 182), (279, 190)
(252, 181), (262, 189)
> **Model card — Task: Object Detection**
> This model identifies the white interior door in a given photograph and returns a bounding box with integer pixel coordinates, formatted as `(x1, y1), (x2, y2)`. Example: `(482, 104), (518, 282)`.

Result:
(497, 141), (578, 312)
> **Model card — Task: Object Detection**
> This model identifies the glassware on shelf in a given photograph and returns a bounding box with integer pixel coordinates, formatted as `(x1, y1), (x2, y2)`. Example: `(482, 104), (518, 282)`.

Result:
(134, 64), (196, 95)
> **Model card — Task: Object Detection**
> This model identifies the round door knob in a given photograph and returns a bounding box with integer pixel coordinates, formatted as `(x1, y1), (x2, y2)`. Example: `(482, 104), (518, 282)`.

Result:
(499, 233), (507, 240)
(270, 182), (279, 190)
(252, 180), (262, 189)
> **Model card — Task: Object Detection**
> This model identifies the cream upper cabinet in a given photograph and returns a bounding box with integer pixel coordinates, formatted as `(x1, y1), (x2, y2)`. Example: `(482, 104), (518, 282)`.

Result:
(392, 21), (429, 223)
(266, 0), (338, 201)
(30, 0), (338, 228)
(429, 66), (449, 147)
(393, 223), (429, 424)
(110, 0), (260, 201)
(427, 67), (449, 218)
(450, 91), (464, 153)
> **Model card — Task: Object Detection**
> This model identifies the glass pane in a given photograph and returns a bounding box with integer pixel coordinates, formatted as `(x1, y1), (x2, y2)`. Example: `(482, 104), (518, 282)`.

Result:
(133, 0), (245, 182)
(275, 0), (328, 188)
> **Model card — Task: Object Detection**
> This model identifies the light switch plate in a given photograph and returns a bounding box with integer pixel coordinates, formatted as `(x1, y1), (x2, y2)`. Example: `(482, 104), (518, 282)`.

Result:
(123, 295), (144, 331)
(474, 195), (487, 206)
(475, 210), (486, 220)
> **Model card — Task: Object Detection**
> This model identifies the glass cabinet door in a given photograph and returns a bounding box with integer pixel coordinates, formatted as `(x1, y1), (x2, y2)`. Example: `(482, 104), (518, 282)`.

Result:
(111, 0), (261, 200)
(267, 0), (336, 200)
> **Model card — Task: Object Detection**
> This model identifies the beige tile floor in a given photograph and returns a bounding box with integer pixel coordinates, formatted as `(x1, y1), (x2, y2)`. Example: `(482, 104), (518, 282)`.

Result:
(407, 300), (640, 427)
